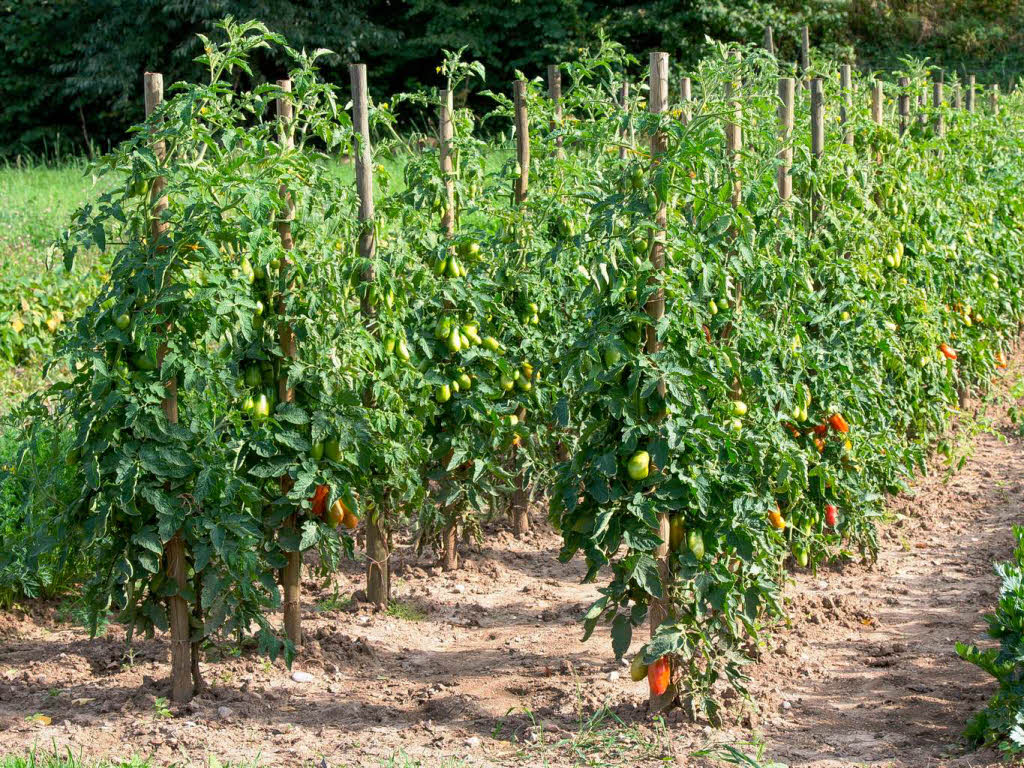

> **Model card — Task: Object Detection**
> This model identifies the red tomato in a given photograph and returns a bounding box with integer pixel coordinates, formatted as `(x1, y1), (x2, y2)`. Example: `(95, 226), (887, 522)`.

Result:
(825, 504), (838, 527)
(939, 343), (957, 360)
(310, 484), (330, 518)
(828, 413), (850, 433)
(648, 656), (671, 696)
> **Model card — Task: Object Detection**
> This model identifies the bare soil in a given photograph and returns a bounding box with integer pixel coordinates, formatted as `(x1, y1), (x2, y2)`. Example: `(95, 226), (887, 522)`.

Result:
(2, 370), (1022, 767)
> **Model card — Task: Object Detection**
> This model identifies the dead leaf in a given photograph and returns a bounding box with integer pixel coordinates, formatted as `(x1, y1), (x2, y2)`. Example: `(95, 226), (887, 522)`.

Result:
(26, 713), (51, 725)
(72, 697), (95, 706)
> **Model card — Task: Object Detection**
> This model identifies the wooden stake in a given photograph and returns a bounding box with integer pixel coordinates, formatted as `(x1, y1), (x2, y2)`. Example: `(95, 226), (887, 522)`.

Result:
(898, 77), (910, 136)
(763, 26), (775, 56)
(840, 64), (853, 146)
(440, 88), (456, 238)
(272, 79), (302, 650)
(547, 65), (564, 159)
(933, 73), (944, 137)
(680, 77), (692, 125)
(810, 77), (824, 227)
(726, 53), (742, 208)
(871, 80), (884, 124)
(777, 78), (795, 200)
(514, 81), (530, 205)
(952, 84), (962, 110)
(800, 25), (810, 88)
(146, 72), (190, 704)
(350, 64), (390, 608)
(618, 81), (631, 160)
(510, 80), (531, 538)
(990, 85), (999, 115)
(966, 74), (976, 112)
(647, 50), (672, 715)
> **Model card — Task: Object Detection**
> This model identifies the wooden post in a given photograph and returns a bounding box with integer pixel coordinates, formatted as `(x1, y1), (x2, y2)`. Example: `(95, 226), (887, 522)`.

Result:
(647, 50), (672, 714)
(840, 64), (853, 146)
(933, 73), (945, 137)
(917, 86), (926, 126)
(440, 89), (456, 238)
(679, 77), (692, 125)
(800, 25), (810, 88)
(764, 26), (775, 56)
(871, 79), (884, 124)
(966, 74), (976, 112)
(547, 65), (564, 159)
(810, 77), (824, 227)
(777, 78), (794, 200)
(509, 80), (531, 539)
(618, 81), (631, 160)
(726, 53), (742, 208)
(952, 83), (962, 110)
(350, 64), (390, 607)
(898, 77), (910, 135)
(990, 85), (999, 115)
(145, 72), (191, 705)
(273, 79), (302, 649)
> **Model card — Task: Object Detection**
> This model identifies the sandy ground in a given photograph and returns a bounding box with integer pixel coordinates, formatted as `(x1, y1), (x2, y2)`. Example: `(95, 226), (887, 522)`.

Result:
(2, 366), (1022, 767)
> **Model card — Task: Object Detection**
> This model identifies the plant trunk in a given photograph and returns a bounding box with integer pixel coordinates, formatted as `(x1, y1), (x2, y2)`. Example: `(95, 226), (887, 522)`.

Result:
(282, 514), (302, 648)
(165, 532), (192, 703)
(366, 511), (390, 608)
(442, 520), (459, 570)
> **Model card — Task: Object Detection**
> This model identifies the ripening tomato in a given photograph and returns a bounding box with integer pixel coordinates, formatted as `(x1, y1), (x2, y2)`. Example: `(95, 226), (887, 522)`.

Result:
(828, 414), (850, 433)
(769, 509), (786, 530)
(825, 504), (838, 527)
(648, 656), (670, 696)
(310, 484), (329, 518)
(939, 343), (958, 360)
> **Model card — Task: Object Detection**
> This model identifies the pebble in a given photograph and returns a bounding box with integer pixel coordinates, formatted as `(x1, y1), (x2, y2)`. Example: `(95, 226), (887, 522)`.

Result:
(607, 671), (620, 682)
(217, 706), (233, 720)
(291, 671), (314, 684)
(782, 700), (792, 710)
(465, 736), (482, 747)
(453, 584), (466, 594)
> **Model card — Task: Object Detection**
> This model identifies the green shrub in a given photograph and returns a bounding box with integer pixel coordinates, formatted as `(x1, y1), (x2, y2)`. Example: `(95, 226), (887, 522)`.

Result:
(957, 526), (1024, 756)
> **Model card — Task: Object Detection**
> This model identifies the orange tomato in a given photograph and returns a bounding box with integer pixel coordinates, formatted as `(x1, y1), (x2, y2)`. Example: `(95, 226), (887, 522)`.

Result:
(939, 343), (957, 360)
(828, 413), (850, 433)
(647, 656), (671, 696)
(310, 484), (329, 518)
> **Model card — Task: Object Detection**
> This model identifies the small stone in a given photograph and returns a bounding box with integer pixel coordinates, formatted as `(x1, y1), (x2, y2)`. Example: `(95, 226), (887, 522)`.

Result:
(465, 736), (482, 748)
(782, 700), (792, 710)
(291, 671), (314, 684)
(453, 584), (466, 594)
(607, 671), (620, 682)
(217, 706), (233, 720)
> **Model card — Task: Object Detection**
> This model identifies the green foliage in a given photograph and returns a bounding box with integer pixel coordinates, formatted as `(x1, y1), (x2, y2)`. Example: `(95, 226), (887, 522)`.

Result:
(958, 526), (1024, 756)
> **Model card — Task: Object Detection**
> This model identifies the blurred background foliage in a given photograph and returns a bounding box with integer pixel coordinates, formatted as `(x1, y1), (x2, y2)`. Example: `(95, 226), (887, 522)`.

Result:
(2, 0), (1021, 158)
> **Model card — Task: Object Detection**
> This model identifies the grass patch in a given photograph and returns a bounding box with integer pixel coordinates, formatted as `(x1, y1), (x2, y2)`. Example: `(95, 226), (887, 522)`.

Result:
(386, 599), (428, 621)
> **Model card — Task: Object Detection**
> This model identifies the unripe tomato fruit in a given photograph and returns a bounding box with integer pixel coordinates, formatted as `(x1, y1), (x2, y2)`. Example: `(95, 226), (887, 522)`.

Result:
(626, 451), (650, 480)
(629, 655), (648, 682)
(324, 438), (342, 463)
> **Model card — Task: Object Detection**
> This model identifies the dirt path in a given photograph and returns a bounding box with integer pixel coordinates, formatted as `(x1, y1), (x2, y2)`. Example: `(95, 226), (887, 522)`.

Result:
(1, 374), (1022, 766)
(749, 387), (1023, 767)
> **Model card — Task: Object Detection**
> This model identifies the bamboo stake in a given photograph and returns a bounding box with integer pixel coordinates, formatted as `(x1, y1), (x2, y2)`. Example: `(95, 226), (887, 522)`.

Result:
(510, 80), (531, 539)
(145, 71), (191, 705)
(726, 53), (742, 208)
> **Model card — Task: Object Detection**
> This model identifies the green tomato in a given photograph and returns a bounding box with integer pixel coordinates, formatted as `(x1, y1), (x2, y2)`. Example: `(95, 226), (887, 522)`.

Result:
(436, 383), (451, 403)
(114, 313), (131, 331)
(253, 393), (271, 419)
(396, 339), (411, 362)
(731, 400), (748, 417)
(447, 328), (462, 353)
(687, 529), (705, 560)
(310, 441), (324, 461)
(324, 438), (342, 463)
(482, 336), (501, 353)
(626, 450), (650, 480)
(457, 372), (472, 391)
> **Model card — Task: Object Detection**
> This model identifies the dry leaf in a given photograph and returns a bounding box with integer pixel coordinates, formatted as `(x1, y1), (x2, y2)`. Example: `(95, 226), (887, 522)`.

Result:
(72, 698), (95, 706)
(26, 714), (51, 725)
